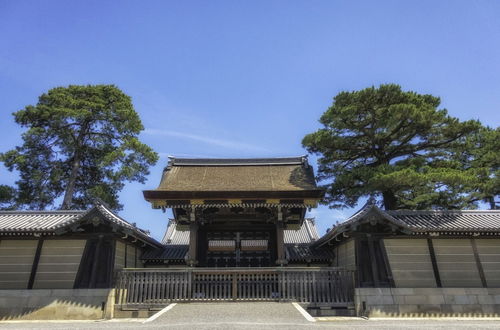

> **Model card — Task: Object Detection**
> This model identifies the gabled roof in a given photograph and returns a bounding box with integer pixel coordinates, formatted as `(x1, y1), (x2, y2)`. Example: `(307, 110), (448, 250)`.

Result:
(162, 220), (190, 244)
(0, 202), (161, 248)
(285, 244), (335, 263)
(314, 203), (500, 247)
(143, 156), (323, 200)
(142, 245), (188, 262)
(0, 210), (86, 232)
(284, 218), (320, 244)
(161, 218), (320, 245)
(150, 218), (323, 263)
(385, 209), (500, 231)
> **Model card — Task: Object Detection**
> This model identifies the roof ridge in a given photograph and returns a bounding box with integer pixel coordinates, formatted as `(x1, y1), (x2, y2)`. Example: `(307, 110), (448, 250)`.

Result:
(168, 156), (308, 167)
(387, 209), (500, 214)
(95, 203), (153, 236)
(0, 210), (86, 214)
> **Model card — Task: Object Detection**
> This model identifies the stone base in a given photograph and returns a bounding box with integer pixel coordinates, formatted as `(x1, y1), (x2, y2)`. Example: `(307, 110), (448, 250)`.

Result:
(356, 288), (500, 317)
(0, 289), (114, 320)
(113, 307), (156, 319)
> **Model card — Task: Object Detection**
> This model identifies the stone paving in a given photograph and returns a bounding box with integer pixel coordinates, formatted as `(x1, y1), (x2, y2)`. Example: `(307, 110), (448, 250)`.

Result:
(2, 303), (500, 329)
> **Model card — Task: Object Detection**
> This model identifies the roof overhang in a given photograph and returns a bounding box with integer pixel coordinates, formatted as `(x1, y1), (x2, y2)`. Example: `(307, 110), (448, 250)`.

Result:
(314, 204), (500, 248)
(313, 204), (413, 247)
(143, 189), (324, 200)
(0, 202), (163, 249)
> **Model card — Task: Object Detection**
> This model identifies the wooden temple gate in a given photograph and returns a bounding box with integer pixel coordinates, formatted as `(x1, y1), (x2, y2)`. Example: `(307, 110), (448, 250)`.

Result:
(115, 267), (354, 308)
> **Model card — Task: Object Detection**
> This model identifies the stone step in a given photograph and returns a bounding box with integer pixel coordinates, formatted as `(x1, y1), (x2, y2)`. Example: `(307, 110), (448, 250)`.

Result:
(306, 307), (356, 317)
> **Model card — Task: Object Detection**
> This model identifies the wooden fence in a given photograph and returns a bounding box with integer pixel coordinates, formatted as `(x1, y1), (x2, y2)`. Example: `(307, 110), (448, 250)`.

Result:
(115, 267), (354, 308)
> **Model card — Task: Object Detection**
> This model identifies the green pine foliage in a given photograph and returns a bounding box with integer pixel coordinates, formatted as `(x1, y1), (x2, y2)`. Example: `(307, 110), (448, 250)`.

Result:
(451, 126), (500, 209)
(1, 85), (159, 210)
(0, 185), (16, 210)
(302, 84), (494, 210)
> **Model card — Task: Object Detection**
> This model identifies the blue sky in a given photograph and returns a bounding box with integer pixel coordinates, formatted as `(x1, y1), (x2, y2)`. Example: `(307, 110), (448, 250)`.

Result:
(1, 1), (499, 240)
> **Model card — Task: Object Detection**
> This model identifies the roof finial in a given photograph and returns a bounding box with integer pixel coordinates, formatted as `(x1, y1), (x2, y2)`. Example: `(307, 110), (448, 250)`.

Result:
(165, 156), (176, 171)
(367, 195), (376, 206)
(92, 197), (111, 209)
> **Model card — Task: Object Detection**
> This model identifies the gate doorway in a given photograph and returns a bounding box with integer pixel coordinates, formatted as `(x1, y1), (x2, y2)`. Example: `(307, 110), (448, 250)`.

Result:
(115, 267), (355, 309)
(204, 231), (274, 267)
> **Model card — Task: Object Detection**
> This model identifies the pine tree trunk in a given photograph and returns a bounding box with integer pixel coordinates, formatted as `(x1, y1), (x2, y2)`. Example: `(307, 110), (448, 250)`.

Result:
(61, 152), (81, 210)
(382, 190), (398, 210)
(61, 122), (88, 210)
(488, 197), (497, 210)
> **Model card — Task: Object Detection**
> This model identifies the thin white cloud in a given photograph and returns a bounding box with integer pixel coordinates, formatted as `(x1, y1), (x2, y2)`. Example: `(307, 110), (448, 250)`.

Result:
(144, 128), (270, 153)
(157, 152), (219, 159)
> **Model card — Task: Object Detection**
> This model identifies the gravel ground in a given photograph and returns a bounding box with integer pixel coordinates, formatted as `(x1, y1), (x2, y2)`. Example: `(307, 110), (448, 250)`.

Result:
(2, 303), (500, 329)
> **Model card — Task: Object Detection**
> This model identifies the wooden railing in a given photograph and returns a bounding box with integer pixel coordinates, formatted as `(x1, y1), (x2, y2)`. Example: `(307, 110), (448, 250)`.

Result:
(115, 267), (354, 308)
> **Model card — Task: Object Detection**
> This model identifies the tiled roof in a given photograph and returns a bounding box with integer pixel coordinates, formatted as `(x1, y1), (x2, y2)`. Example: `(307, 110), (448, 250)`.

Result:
(155, 218), (323, 262)
(285, 244), (335, 262)
(144, 156), (320, 194)
(0, 210), (85, 232)
(92, 203), (153, 240)
(161, 218), (320, 245)
(0, 202), (161, 247)
(142, 245), (189, 262)
(142, 243), (334, 263)
(314, 203), (500, 247)
(386, 210), (500, 231)
(284, 218), (320, 244)
(161, 220), (190, 244)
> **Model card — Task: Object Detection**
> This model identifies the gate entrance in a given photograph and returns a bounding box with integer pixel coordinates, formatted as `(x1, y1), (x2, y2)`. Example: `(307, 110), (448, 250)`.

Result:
(116, 267), (354, 309)
(203, 230), (274, 268)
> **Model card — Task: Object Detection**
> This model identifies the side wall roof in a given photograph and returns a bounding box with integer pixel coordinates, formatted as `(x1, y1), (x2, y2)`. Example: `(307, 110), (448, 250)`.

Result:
(161, 218), (320, 245)
(314, 203), (500, 247)
(0, 202), (161, 248)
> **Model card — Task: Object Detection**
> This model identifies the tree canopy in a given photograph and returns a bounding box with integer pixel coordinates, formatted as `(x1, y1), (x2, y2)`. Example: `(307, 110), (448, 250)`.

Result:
(302, 84), (492, 210)
(0, 185), (16, 210)
(1, 85), (159, 210)
(451, 126), (500, 209)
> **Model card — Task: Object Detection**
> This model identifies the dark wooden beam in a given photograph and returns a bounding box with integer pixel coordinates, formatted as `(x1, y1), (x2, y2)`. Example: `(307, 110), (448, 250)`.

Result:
(73, 239), (94, 289)
(367, 237), (380, 287)
(27, 238), (44, 289)
(470, 238), (487, 288)
(124, 243), (128, 268)
(427, 238), (442, 288)
(379, 239), (395, 287)
(89, 235), (104, 288)
(354, 238), (362, 287)
(275, 221), (285, 265)
(106, 239), (116, 288)
(134, 246), (138, 268)
(187, 223), (198, 267)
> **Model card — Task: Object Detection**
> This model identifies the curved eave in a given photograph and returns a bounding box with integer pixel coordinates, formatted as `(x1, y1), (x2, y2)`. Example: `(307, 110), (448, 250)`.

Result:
(313, 204), (414, 247)
(0, 203), (163, 249)
(143, 189), (324, 200)
(314, 204), (500, 247)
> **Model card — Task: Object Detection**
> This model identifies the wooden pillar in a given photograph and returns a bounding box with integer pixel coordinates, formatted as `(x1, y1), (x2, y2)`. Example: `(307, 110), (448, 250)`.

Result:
(276, 221), (286, 266)
(471, 238), (487, 288)
(124, 243), (128, 268)
(427, 238), (442, 288)
(187, 222), (199, 267)
(89, 235), (104, 288)
(367, 236), (380, 287)
(27, 238), (44, 289)
(379, 239), (395, 288)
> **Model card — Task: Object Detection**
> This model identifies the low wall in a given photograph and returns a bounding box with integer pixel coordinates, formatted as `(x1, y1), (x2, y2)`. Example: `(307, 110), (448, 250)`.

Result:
(0, 289), (115, 320)
(356, 288), (500, 317)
